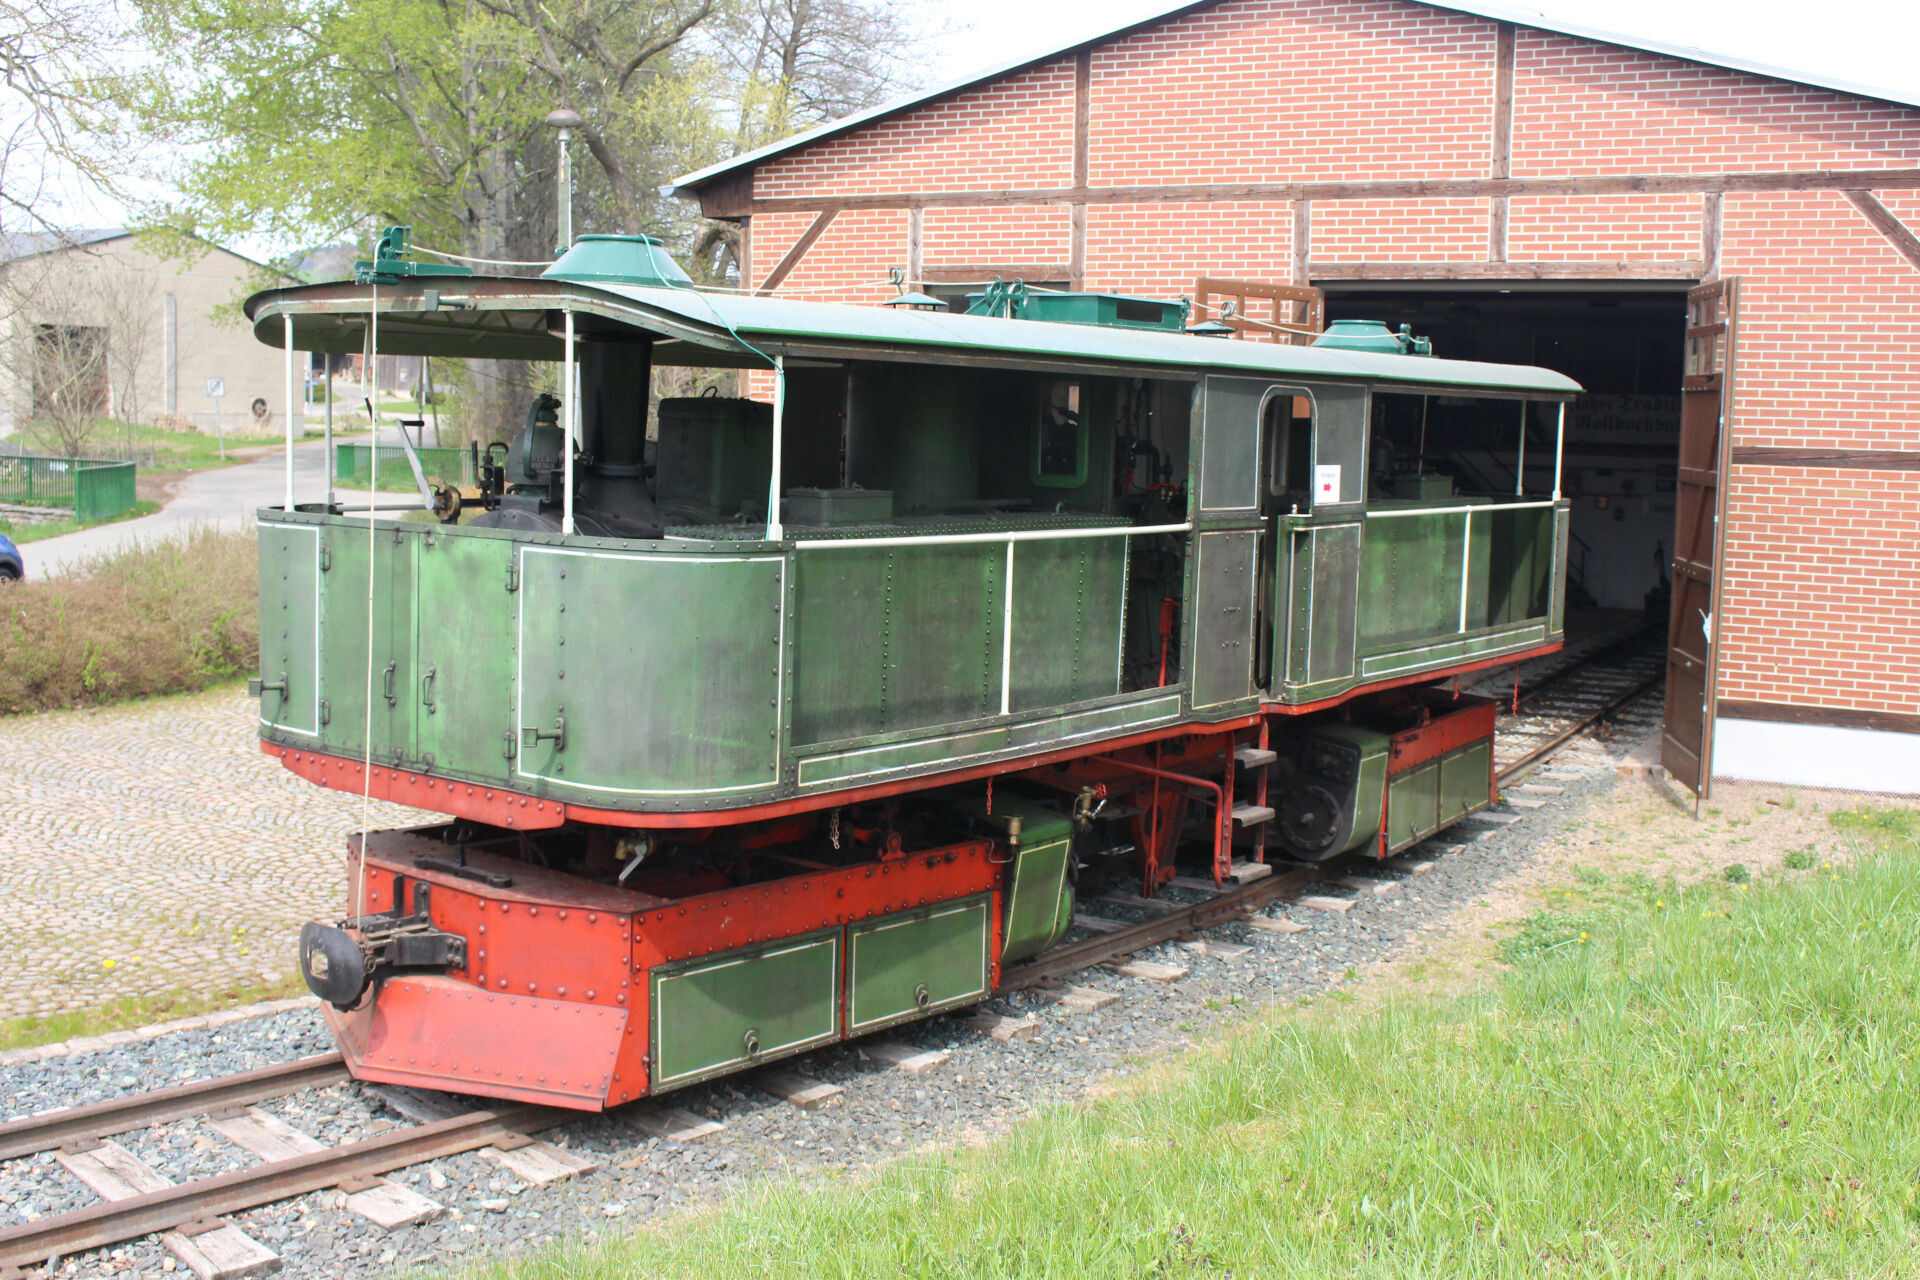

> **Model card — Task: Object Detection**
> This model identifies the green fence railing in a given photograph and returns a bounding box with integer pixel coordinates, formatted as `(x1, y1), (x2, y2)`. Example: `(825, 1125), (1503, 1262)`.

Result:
(0, 453), (139, 521)
(335, 443), (474, 491)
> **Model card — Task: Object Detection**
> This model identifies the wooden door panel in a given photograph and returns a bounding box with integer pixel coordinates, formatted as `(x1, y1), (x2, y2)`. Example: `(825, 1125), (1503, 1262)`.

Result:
(1661, 279), (1739, 796)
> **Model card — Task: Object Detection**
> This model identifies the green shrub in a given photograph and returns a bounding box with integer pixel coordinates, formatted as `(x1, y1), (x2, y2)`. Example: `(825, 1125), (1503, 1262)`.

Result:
(0, 527), (258, 714)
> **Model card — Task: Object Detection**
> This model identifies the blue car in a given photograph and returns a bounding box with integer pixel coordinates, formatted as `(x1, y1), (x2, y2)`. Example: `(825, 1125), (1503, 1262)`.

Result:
(0, 532), (21, 581)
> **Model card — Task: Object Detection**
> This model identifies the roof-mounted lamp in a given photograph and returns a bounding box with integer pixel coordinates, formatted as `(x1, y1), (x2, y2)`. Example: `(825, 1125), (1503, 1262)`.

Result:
(545, 108), (585, 258)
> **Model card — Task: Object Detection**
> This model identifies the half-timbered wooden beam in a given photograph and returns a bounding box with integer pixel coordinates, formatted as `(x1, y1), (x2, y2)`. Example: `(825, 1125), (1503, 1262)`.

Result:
(1309, 259), (1703, 281)
(756, 210), (838, 294)
(1488, 22), (1515, 263)
(750, 168), (1920, 215)
(1292, 201), (1311, 285)
(1701, 192), (1723, 280)
(1843, 190), (1920, 271)
(1731, 446), (1920, 470)
(1071, 50), (1092, 289)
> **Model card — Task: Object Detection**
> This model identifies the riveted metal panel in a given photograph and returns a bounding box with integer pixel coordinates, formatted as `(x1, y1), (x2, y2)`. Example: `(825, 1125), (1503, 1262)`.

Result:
(848, 896), (991, 1033)
(257, 520), (320, 738)
(318, 524), (416, 769)
(1191, 529), (1257, 709)
(650, 931), (841, 1090)
(1386, 760), (1441, 852)
(1359, 513), (1465, 651)
(1550, 504), (1570, 635)
(790, 544), (1002, 746)
(1009, 537), (1125, 712)
(517, 547), (782, 796)
(1281, 522), (1360, 698)
(1198, 377), (1261, 512)
(414, 530), (516, 779)
(1438, 740), (1494, 827)
(1000, 838), (1072, 964)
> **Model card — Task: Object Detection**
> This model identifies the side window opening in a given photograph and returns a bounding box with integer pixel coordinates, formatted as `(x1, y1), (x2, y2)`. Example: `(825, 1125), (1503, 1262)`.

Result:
(1032, 380), (1087, 488)
(1264, 391), (1313, 509)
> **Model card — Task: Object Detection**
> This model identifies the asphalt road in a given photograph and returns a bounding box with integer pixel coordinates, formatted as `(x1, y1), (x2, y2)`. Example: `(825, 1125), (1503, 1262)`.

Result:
(24, 431), (422, 578)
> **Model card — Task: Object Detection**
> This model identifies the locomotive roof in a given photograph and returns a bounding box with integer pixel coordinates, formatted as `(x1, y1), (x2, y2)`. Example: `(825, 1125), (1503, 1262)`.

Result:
(246, 275), (1582, 397)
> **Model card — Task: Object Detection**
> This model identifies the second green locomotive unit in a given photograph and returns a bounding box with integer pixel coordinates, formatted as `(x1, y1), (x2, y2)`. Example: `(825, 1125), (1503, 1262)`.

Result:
(247, 232), (1578, 1110)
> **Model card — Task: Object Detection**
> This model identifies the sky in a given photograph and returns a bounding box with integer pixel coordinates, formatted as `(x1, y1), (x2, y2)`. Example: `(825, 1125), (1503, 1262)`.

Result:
(30, 0), (1920, 247)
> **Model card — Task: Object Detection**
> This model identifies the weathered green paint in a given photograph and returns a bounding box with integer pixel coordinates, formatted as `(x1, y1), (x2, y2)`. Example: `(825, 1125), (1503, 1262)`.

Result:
(1191, 530), (1257, 710)
(789, 544), (1003, 746)
(1009, 538), (1125, 711)
(316, 524), (416, 769)
(1281, 521), (1363, 698)
(1386, 741), (1494, 854)
(650, 931), (842, 1090)
(517, 546), (782, 795)
(847, 897), (991, 1032)
(256, 522), (320, 738)
(413, 531), (516, 773)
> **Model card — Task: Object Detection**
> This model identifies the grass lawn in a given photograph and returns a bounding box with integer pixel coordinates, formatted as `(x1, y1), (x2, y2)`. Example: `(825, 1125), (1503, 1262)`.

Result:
(462, 805), (1920, 1280)
(0, 499), (160, 543)
(0, 975), (307, 1054)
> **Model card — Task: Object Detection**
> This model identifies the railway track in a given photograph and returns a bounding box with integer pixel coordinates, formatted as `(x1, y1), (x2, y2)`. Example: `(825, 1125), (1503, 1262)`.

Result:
(0, 634), (1664, 1278)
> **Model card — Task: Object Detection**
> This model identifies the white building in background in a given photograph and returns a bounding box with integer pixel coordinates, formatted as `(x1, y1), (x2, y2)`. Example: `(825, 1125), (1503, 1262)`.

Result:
(0, 229), (295, 446)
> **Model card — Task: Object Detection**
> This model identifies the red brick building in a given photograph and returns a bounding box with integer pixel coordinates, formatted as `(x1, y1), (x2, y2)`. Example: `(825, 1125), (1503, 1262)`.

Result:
(672, 0), (1920, 795)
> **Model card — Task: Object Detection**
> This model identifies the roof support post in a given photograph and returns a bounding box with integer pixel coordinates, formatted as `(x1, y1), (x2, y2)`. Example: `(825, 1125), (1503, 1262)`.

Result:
(283, 314), (297, 512)
(766, 355), (786, 542)
(562, 309), (575, 536)
(1552, 401), (1565, 500)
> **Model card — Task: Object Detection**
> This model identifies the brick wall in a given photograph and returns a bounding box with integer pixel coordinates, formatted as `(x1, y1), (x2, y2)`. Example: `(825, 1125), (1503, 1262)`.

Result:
(731, 0), (1920, 719)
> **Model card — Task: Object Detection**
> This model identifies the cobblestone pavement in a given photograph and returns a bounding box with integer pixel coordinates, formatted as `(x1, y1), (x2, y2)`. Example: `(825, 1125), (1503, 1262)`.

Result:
(0, 687), (436, 1020)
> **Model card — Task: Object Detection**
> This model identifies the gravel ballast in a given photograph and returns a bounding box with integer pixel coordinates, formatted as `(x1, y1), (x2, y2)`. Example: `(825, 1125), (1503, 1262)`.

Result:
(2, 711), (1657, 1278)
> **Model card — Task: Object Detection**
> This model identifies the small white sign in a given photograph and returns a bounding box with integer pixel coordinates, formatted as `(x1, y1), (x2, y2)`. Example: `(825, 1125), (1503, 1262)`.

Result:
(206, 377), (226, 399)
(1314, 463), (1342, 504)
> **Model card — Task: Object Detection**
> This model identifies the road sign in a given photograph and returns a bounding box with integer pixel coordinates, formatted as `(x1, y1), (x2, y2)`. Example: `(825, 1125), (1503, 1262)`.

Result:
(206, 377), (226, 399)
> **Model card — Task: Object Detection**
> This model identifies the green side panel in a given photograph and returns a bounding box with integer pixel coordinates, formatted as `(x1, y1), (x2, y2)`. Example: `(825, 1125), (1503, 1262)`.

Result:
(1482, 505), (1556, 628)
(1385, 760), (1441, 852)
(317, 525), (415, 767)
(1009, 538), (1125, 712)
(413, 532), (516, 778)
(1280, 522), (1362, 699)
(517, 547), (781, 795)
(1550, 505), (1570, 634)
(257, 522), (320, 738)
(1001, 838), (1073, 963)
(1192, 529), (1256, 709)
(1358, 513), (1465, 651)
(848, 897), (992, 1033)
(1438, 740), (1494, 827)
(1198, 377), (1262, 512)
(650, 931), (842, 1090)
(790, 544), (1002, 746)
(1337, 737), (1390, 857)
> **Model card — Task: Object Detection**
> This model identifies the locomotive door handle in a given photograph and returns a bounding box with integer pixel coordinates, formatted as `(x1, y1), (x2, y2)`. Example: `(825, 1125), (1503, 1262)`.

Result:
(521, 715), (567, 752)
(421, 667), (437, 714)
(382, 662), (397, 707)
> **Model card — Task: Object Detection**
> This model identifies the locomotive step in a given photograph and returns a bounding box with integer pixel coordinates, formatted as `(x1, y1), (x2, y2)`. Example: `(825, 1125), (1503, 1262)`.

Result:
(1233, 746), (1279, 768)
(1230, 804), (1275, 826)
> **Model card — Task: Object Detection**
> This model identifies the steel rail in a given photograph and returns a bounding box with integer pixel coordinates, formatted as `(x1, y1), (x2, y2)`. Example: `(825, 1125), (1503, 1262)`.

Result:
(1003, 866), (1320, 989)
(1505, 625), (1656, 711)
(1496, 671), (1663, 781)
(0, 1053), (350, 1163)
(1013, 640), (1665, 989)
(0, 1103), (567, 1269)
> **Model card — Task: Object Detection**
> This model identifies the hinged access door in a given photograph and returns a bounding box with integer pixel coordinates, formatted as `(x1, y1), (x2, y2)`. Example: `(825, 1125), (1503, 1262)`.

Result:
(1662, 278), (1740, 797)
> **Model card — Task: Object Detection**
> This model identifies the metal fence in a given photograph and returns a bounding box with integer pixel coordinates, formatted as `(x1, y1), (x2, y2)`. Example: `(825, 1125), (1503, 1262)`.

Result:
(0, 454), (139, 522)
(334, 444), (474, 491)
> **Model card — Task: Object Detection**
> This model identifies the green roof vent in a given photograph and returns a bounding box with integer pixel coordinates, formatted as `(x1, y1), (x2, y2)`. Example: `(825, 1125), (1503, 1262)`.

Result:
(542, 234), (692, 288)
(1312, 319), (1433, 356)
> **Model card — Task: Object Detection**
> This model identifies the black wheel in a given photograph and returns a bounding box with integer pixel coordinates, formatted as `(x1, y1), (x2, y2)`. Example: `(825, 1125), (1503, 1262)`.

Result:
(1274, 782), (1344, 859)
(0, 565), (21, 583)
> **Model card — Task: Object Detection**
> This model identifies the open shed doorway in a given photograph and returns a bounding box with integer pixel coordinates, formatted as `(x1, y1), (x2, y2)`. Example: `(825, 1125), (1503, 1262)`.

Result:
(1322, 285), (1689, 618)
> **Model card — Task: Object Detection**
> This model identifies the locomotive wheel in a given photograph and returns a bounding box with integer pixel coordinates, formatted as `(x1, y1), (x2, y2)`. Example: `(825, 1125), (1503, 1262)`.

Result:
(1275, 782), (1343, 859)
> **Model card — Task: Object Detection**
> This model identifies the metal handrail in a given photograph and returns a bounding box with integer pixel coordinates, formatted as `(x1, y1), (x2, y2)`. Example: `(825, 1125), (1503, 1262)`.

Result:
(789, 520), (1191, 550)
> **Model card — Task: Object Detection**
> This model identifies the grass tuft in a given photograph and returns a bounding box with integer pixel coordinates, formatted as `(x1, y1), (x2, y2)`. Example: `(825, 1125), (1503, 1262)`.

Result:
(0, 526), (258, 714)
(458, 807), (1920, 1280)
